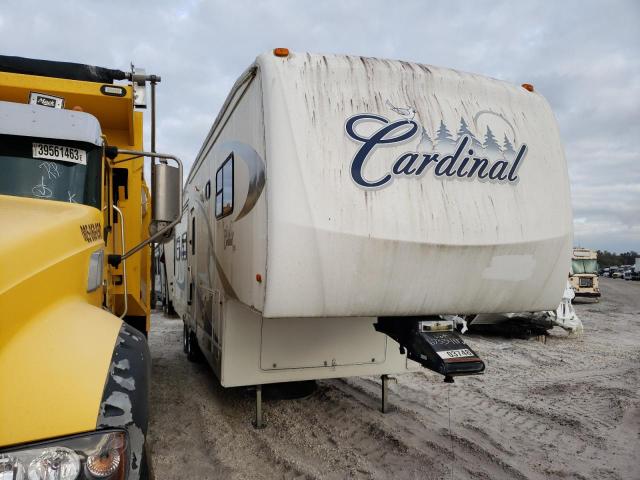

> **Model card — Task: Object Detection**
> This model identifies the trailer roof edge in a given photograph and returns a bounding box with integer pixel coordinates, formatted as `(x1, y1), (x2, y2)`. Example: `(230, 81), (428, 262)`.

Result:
(186, 63), (258, 184)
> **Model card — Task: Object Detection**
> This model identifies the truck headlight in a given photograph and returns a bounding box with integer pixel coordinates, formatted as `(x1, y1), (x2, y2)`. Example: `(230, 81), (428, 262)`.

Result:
(87, 249), (104, 293)
(0, 430), (126, 480)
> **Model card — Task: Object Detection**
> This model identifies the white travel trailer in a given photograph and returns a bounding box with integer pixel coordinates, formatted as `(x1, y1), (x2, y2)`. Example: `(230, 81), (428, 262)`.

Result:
(174, 50), (572, 424)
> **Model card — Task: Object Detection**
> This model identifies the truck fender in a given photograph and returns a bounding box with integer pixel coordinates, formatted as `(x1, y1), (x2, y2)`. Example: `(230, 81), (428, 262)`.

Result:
(97, 323), (151, 480)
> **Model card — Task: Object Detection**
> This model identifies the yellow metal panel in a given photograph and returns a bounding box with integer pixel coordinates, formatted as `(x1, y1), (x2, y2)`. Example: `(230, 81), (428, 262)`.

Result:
(0, 197), (121, 446)
(103, 113), (151, 328)
(0, 197), (102, 296)
(0, 72), (134, 132)
(0, 301), (121, 446)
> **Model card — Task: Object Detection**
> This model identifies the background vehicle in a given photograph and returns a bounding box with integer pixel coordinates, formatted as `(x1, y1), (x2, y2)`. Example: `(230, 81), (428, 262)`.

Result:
(570, 248), (601, 298)
(172, 50), (572, 425)
(622, 266), (636, 281)
(0, 55), (181, 478)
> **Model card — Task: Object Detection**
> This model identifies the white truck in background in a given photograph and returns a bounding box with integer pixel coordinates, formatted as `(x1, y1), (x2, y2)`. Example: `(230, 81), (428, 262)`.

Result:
(570, 248), (601, 299)
(171, 50), (573, 425)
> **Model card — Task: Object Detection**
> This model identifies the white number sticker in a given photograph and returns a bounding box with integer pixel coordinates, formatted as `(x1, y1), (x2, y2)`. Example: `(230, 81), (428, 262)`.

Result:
(437, 348), (475, 359)
(32, 143), (87, 165)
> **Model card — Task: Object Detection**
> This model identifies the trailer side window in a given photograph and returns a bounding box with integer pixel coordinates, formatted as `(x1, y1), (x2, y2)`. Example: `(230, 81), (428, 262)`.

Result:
(215, 153), (234, 219)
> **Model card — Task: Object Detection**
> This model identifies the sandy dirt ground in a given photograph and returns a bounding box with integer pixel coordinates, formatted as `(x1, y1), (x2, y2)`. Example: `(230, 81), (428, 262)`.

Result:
(148, 278), (639, 479)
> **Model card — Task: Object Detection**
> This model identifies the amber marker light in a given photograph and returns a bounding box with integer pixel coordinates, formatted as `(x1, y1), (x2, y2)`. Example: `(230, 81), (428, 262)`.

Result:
(522, 83), (534, 92)
(72, 105), (84, 111)
(86, 447), (122, 477)
(273, 48), (290, 57)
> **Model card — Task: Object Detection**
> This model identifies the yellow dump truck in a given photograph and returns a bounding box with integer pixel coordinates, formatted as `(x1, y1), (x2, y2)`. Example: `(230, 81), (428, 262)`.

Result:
(570, 247), (601, 299)
(0, 56), (182, 479)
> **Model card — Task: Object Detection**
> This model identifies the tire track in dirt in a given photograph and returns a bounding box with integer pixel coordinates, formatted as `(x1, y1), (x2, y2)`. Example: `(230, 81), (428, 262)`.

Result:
(339, 367), (631, 480)
(329, 377), (531, 480)
(259, 382), (447, 479)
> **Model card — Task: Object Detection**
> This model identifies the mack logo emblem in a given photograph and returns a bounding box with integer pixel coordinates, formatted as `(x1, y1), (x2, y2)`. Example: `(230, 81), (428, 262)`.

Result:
(36, 96), (56, 107)
(80, 222), (102, 242)
(345, 107), (528, 189)
(29, 92), (65, 109)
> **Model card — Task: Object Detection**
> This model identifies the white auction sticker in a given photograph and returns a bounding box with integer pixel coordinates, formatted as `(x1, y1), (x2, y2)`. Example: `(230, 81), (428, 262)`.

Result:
(32, 143), (87, 165)
(437, 348), (475, 359)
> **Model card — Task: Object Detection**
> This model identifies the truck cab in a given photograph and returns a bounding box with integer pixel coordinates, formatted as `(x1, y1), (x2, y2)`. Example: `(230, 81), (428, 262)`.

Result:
(570, 247), (601, 298)
(0, 56), (181, 479)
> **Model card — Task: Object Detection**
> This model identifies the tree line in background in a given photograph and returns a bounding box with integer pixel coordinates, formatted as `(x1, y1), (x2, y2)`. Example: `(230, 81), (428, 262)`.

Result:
(596, 250), (639, 268)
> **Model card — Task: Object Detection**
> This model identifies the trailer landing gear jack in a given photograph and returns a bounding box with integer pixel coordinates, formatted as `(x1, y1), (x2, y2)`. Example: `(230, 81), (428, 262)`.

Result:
(253, 385), (265, 429)
(375, 317), (485, 378)
(381, 374), (398, 413)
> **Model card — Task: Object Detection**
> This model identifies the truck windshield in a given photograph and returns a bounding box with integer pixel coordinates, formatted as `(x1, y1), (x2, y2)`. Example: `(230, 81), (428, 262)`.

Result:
(0, 134), (101, 208)
(571, 259), (598, 274)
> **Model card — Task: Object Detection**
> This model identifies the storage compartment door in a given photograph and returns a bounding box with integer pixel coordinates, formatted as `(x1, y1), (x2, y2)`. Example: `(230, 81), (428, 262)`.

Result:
(260, 317), (386, 370)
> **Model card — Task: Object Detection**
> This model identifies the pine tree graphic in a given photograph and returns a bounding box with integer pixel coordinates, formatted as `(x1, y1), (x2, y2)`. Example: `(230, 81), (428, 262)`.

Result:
(435, 120), (456, 153)
(457, 117), (482, 150)
(483, 126), (501, 155)
(417, 127), (433, 152)
(456, 118), (473, 140)
(502, 134), (516, 161)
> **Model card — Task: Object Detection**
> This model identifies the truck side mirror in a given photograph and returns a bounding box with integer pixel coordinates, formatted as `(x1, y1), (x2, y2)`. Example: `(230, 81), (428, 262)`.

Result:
(107, 148), (183, 265)
(151, 161), (181, 242)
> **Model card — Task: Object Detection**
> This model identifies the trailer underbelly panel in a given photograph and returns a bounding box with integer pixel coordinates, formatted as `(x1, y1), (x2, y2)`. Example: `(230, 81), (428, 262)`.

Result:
(218, 300), (418, 387)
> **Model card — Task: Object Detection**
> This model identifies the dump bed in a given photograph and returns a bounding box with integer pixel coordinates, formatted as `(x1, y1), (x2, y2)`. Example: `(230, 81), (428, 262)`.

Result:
(259, 52), (572, 317)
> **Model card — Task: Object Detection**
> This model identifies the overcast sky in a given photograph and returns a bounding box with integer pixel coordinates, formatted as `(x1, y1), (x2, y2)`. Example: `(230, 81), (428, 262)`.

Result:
(1, 0), (638, 253)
